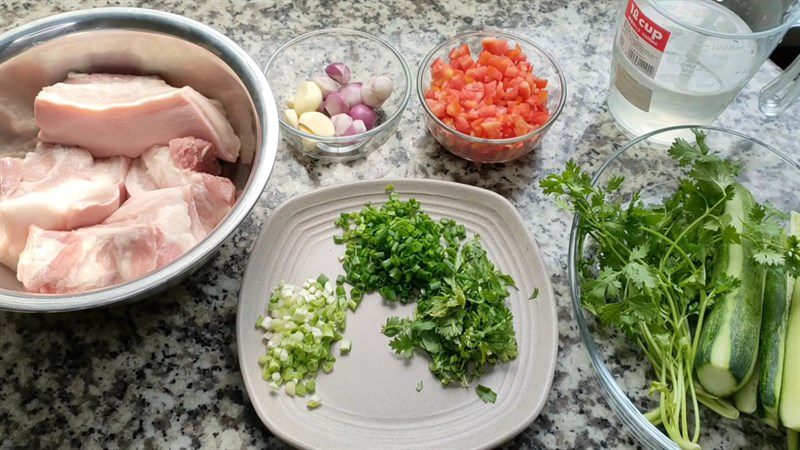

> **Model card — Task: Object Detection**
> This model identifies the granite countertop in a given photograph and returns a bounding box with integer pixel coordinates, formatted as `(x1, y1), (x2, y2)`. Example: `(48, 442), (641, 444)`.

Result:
(1, 0), (798, 448)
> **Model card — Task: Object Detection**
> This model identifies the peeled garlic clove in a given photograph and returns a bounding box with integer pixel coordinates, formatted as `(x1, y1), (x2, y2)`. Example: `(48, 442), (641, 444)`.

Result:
(330, 113), (354, 136)
(284, 109), (299, 128)
(299, 111), (335, 136)
(313, 75), (340, 98)
(293, 81), (323, 114)
(299, 125), (318, 152)
(325, 62), (351, 85)
(361, 75), (393, 108)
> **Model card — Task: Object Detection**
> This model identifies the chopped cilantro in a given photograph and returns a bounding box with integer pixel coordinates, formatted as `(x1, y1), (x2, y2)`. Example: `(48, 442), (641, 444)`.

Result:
(335, 189), (519, 397)
(476, 385), (497, 403)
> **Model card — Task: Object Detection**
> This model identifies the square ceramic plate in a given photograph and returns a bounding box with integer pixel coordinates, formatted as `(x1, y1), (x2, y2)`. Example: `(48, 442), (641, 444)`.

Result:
(237, 179), (558, 449)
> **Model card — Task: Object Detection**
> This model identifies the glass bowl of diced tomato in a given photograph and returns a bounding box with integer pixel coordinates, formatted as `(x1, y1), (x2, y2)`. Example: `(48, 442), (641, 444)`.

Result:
(418, 31), (566, 163)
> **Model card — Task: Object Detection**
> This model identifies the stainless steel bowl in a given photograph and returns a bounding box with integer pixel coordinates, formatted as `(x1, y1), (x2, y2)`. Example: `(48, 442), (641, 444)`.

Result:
(0, 8), (279, 312)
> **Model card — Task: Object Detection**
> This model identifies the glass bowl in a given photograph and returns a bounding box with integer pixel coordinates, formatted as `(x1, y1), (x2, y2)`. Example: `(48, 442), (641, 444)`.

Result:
(568, 126), (800, 449)
(416, 30), (566, 163)
(265, 28), (411, 162)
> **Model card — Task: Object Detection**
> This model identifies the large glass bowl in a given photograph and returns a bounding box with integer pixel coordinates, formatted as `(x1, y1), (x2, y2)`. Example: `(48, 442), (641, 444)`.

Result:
(417, 30), (566, 163)
(568, 126), (800, 449)
(265, 28), (411, 162)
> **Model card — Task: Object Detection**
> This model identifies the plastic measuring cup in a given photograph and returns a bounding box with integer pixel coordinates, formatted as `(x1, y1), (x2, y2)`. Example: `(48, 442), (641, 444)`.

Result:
(607, 0), (800, 140)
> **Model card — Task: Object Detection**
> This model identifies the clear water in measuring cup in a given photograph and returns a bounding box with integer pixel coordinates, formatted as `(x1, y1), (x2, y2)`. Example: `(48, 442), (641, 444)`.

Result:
(608, 0), (758, 142)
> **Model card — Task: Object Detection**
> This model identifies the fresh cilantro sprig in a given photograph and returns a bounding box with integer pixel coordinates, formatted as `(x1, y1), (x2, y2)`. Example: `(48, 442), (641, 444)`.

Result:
(541, 129), (799, 450)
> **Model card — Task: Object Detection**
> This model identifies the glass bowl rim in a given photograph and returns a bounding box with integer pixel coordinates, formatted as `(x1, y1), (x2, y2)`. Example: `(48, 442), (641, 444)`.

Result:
(415, 29), (567, 145)
(264, 27), (412, 143)
(567, 125), (800, 450)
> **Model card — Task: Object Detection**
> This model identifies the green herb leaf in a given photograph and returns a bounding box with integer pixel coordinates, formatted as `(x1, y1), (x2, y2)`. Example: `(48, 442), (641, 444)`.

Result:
(476, 385), (497, 403)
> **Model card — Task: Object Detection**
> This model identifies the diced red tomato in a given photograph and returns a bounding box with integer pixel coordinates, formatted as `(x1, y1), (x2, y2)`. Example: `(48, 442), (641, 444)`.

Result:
(450, 73), (466, 90)
(426, 99), (446, 119)
(482, 38), (510, 56)
(531, 110), (550, 123)
(480, 120), (503, 138)
(506, 43), (523, 61)
(426, 37), (551, 139)
(454, 115), (471, 134)
(504, 65), (519, 79)
(449, 43), (471, 60)
(431, 58), (454, 80)
(457, 54), (475, 70)
(446, 100), (462, 117)
(485, 66), (503, 82)
(518, 80), (531, 99)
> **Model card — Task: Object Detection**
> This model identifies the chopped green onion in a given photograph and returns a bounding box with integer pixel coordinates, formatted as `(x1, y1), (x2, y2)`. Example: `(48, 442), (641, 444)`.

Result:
(307, 395), (321, 409)
(339, 339), (352, 353)
(305, 380), (316, 395)
(285, 380), (297, 397)
(255, 275), (349, 400)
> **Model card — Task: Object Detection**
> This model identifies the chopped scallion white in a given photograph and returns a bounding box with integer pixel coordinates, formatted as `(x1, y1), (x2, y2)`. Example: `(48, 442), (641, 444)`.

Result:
(256, 277), (349, 401)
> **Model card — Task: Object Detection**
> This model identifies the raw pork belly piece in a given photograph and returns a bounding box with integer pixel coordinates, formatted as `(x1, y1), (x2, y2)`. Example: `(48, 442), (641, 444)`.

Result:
(17, 186), (205, 294)
(34, 73), (241, 162)
(125, 137), (236, 234)
(0, 143), (129, 270)
(17, 224), (159, 294)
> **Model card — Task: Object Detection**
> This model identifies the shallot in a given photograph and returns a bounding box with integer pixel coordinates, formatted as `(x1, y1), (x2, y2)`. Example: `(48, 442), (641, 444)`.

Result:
(344, 119), (367, 136)
(313, 75), (339, 98)
(324, 92), (350, 116)
(330, 114), (354, 136)
(348, 104), (377, 130)
(325, 62), (351, 85)
(340, 83), (362, 108)
(361, 76), (393, 108)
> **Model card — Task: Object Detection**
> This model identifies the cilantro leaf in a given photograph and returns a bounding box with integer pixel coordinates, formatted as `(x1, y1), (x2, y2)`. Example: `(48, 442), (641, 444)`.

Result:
(389, 334), (415, 358)
(623, 261), (658, 289)
(476, 385), (497, 403)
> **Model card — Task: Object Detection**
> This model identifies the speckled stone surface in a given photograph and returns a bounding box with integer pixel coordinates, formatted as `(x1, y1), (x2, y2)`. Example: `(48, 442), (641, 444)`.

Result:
(1, 1), (798, 449)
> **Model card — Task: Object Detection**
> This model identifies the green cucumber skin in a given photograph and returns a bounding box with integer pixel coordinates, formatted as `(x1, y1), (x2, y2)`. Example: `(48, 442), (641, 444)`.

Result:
(781, 276), (800, 430)
(695, 184), (765, 397)
(757, 266), (790, 427)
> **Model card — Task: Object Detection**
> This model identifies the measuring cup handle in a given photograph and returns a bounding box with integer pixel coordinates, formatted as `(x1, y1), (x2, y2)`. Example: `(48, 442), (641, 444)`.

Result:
(759, 54), (800, 116)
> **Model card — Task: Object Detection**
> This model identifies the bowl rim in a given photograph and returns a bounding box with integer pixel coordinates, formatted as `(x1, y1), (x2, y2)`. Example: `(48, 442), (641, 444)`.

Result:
(567, 125), (800, 449)
(0, 7), (279, 312)
(264, 27), (413, 143)
(416, 29), (567, 145)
